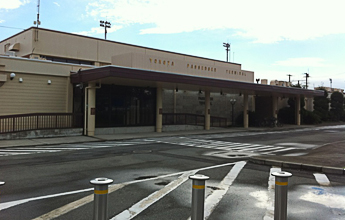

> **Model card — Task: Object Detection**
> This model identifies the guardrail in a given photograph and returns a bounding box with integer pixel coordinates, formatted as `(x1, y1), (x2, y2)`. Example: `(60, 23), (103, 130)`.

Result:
(162, 113), (227, 127)
(0, 113), (83, 134)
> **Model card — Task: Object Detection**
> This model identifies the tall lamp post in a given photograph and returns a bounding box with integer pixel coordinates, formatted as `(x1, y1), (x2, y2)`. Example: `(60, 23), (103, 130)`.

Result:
(230, 99), (236, 126)
(100, 20), (111, 40)
(223, 43), (230, 62)
(303, 73), (309, 89)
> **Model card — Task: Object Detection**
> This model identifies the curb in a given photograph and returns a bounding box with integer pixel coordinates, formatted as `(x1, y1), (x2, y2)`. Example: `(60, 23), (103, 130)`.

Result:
(249, 158), (345, 175)
(0, 138), (104, 149)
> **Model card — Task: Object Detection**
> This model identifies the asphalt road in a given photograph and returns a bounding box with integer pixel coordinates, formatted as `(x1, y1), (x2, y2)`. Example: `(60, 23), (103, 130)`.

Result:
(1, 127), (345, 219)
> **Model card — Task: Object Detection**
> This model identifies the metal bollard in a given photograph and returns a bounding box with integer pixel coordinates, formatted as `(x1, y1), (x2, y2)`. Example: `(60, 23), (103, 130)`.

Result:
(189, 174), (209, 220)
(90, 177), (114, 220)
(272, 171), (292, 220)
(0, 181), (5, 198)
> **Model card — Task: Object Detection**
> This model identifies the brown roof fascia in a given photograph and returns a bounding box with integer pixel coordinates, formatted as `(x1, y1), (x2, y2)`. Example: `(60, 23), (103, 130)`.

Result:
(71, 66), (324, 97)
(2, 27), (241, 66)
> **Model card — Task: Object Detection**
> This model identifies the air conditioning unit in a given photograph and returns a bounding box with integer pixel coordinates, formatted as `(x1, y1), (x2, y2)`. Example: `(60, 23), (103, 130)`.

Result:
(30, 55), (40, 59)
(5, 51), (16, 57)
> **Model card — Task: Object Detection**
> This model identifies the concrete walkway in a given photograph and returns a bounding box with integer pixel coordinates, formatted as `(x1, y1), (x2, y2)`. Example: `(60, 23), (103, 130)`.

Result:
(0, 123), (344, 174)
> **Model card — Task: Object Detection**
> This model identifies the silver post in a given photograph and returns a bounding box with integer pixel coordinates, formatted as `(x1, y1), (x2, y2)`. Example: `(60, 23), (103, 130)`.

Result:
(272, 171), (292, 220)
(0, 181), (5, 199)
(90, 177), (114, 220)
(189, 174), (209, 220)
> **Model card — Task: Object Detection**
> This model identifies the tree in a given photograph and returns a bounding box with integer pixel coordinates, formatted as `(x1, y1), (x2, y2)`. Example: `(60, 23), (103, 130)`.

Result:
(330, 91), (344, 121)
(278, 83), (320, 124)
(313, 88), (329, 121)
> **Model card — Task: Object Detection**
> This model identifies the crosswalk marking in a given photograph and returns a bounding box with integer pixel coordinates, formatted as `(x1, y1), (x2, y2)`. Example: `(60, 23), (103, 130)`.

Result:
(0, 134), (306, 157)
(149, 137), (299, 157)
(0, 141), (151, 157)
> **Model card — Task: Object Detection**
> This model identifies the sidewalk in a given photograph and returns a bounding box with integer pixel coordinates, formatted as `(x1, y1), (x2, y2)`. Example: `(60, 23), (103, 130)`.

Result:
(0, 123), (344, 174)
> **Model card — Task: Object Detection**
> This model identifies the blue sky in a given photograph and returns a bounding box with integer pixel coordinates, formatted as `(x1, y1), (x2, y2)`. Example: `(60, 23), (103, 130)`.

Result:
(1, 0), (344, 90)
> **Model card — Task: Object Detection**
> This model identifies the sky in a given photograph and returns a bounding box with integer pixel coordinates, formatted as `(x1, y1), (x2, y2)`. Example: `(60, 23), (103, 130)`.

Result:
(0, 0), (344, 90)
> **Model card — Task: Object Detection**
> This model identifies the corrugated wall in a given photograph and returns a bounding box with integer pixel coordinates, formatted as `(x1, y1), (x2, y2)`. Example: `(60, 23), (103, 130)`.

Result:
(0, 73), (69, 115)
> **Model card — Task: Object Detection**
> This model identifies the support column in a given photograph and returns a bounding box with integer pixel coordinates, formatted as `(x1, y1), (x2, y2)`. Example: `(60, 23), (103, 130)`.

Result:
(205, 90), (210, 130)
(87, 83), (96, 136)
(295, 96), (301, 125)
(272, 96), (278, 118)
(243, 94), (249, 128)
(156, 86), (163, 132)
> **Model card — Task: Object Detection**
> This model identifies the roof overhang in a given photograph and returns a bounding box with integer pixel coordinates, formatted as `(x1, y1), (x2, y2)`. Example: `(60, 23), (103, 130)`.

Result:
(70, 65), (324, 98)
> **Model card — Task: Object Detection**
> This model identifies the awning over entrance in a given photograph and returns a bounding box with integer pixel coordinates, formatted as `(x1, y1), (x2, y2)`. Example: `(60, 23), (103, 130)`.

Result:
(71, 65), (324, 136)
(71, 65), (324, 98)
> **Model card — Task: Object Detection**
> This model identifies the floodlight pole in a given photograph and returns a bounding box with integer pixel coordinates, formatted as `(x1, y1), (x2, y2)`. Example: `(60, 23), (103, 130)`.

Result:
(223, 43), (230, 62)
(304, 73), (309, 89)
(100, 20), (111, 40)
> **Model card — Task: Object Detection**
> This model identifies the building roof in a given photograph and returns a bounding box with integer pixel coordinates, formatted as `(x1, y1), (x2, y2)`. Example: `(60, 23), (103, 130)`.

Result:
(1, 27), (243, 67)
(71, 65), (324, 98)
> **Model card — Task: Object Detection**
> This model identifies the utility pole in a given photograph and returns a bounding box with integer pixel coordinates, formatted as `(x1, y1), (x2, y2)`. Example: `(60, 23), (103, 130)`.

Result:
(223, 43), (230, 62)
(287, 74), (292, 83)
(100, 20), (111, 40)
(33, 0), (41, 41)
(304, 73), (309, 89)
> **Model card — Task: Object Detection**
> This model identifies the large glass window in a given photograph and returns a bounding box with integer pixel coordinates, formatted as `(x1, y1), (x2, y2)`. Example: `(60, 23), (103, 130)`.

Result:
(95, 85), (156, 127)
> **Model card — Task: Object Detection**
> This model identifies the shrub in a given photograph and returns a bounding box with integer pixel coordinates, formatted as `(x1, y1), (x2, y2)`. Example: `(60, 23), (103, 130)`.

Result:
(278, 107), (295, 124)
(301, 109), (321, 124)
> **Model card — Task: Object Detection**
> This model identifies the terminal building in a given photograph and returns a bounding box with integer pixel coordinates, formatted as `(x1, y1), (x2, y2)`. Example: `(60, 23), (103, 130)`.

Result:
(0, 27), (323, 138)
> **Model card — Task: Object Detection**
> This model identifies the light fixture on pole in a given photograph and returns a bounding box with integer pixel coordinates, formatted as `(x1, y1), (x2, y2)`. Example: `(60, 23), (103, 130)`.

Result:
(100, 20), (111, 40)
(230, 99), (236, 127)
(223, 43), (230, 62)
(256, 78), (260, 84)
(329, 78), (332, 89)
(303, 73), (309, 89)
(287, 74), (292, 83)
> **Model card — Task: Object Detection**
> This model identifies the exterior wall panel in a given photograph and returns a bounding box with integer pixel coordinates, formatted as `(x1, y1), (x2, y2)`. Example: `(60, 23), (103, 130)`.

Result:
(0, 73), (68, 115)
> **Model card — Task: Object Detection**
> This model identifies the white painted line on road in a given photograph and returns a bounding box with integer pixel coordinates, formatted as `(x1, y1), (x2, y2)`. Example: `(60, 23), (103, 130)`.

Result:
(202, 161), (247, 220)
(15, 147), (84, 150)
(0, 149), (61, 152)
(0, 188), (93, 211)
(263, 167), (281, 220)
(313, 173), (331, 186)
(231, 144), (264, 150)
(0, 152), (31, 156)
(257, 146), (283, 152)
(214, 143), (252, 150)
(32, 184), (125, 220)
(0, 162), (237, 214)
(268, 147), (296, 153)
(111, 172), (193, 220)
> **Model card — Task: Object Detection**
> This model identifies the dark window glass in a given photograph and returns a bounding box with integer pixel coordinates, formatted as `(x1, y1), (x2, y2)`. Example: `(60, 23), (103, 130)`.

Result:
(95, 85), (156, 127)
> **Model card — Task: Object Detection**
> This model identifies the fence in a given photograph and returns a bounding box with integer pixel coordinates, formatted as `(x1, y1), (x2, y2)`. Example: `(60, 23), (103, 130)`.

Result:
(162, 113), (227, 127)
(0, 113), (83, 134)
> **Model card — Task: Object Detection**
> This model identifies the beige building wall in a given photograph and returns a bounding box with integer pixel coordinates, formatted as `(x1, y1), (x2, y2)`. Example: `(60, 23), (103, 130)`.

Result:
(112, 53), (254, 82)
(0, 28), (254, 83)
(0, 30), (33, 57)
(0, 56), (91, 116)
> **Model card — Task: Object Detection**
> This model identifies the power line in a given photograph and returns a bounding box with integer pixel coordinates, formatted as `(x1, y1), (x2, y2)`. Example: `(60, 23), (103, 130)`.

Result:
(0, 25), (25, 30)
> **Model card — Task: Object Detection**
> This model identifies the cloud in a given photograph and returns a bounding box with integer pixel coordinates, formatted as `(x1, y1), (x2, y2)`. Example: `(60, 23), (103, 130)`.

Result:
(0, 20), (4, 23)
(273, 57), (328, 67)
(0, 0), (30, 10)
(85, 0), (345, 43)
(53, 2), (60, 7)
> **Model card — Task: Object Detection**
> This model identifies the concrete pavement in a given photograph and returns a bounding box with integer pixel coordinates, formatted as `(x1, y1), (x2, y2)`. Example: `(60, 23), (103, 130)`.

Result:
(0, 123), (344, 174)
